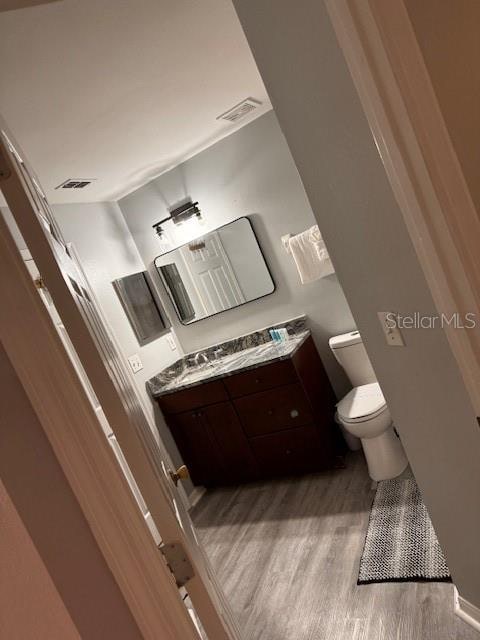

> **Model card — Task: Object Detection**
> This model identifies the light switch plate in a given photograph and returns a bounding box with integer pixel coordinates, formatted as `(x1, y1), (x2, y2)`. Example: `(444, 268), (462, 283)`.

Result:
(128, 353), (144, 373)
(166, 334), (177, 351)
(377, 311), (405, 346)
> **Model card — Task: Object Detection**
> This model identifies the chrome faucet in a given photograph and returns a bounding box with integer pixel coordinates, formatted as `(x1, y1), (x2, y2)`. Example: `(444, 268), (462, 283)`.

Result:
(194, 351), (209, 366)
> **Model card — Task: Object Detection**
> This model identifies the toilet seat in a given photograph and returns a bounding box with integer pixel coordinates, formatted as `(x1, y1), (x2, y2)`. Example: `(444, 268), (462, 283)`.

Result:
(337, 382), (387, 424)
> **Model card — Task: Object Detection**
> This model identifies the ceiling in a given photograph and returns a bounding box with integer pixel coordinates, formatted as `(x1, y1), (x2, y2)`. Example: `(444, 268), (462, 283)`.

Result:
(0, 0), (271, 204)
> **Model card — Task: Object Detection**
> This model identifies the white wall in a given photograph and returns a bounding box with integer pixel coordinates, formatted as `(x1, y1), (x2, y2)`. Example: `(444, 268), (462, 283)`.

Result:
(119, 111), (355, 397)
(232, 0), (480, 608)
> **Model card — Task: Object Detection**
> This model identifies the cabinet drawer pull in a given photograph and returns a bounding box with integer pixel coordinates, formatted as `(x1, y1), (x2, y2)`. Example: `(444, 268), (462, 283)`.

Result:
(290, 409), (299, 418)
(267, 409), (273, 416)
(285, 449), (292, 455)
(255, 378), (261, 384)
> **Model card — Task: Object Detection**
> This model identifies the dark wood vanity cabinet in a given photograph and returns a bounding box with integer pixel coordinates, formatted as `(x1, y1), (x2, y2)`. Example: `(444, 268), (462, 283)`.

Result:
(156, 336), (339, 486)
(168, 402), (258, 485)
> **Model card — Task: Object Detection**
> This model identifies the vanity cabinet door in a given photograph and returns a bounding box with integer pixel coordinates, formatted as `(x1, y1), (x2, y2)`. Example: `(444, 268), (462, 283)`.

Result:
(168, 410), (224, 486)
(168, 402), (257, 486)
(202, 402), (258, 483)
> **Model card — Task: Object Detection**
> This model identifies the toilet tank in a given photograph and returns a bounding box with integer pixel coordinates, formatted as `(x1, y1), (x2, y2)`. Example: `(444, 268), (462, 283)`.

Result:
(329, 331), (377, 387)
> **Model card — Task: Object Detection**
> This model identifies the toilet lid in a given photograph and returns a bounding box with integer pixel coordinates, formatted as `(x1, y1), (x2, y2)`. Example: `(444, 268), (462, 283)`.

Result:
(337, 382), (387, 422)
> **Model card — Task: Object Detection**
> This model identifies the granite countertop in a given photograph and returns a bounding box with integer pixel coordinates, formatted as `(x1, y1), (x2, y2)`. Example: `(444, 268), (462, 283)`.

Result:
(148, 330), (310, 398)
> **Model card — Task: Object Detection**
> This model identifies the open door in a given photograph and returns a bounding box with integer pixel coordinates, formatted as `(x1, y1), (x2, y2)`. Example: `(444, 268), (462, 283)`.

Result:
(0, 118), (240, 640)
(179, 232), (245, 315)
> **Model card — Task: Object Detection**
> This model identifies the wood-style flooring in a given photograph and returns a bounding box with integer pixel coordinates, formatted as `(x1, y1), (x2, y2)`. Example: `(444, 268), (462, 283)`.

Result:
(191, 452), (478, 640)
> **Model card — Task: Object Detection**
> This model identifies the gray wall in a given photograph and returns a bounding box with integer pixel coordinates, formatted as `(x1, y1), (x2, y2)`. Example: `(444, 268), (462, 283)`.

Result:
(232, 0), (480, 607)
(119, 111), (355, 397)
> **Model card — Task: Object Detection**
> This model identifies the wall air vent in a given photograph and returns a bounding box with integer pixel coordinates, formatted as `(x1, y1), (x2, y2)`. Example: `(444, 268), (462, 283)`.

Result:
(55, 178), (95, 190)
(216, 97), (262, 123)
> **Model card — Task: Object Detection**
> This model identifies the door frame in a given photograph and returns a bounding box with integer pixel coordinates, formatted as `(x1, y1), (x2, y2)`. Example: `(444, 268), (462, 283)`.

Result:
(325, 0), (480, 416)
(325, 0), (480, 628)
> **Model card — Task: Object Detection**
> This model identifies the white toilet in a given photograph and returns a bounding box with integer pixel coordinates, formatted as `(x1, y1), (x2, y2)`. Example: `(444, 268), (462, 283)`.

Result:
(329, 331), (408, 481)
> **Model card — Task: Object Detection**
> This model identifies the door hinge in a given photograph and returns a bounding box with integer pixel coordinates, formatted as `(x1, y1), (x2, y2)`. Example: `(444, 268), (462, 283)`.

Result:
(159, 542), (195, 588)
(34, 276), (46, 290)
(0, 146), (12, 181)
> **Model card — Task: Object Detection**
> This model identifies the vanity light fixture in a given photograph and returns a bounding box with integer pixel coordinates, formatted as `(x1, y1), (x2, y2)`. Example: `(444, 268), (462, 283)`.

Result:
(152, 200), (202, 238)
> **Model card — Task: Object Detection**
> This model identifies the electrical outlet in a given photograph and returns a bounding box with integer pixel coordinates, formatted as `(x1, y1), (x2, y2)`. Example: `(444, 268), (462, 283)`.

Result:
(166, 334), (177, 351)
(128, 353), (143, 373)
(377, 311), (405, 347)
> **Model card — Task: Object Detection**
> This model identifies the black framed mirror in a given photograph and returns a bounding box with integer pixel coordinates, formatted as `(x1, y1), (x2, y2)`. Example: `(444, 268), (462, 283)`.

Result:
(154, 217), (275, 325)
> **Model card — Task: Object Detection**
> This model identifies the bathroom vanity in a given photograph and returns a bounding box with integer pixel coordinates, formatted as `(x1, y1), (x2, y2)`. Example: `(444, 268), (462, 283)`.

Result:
(149, 328), (341, 486)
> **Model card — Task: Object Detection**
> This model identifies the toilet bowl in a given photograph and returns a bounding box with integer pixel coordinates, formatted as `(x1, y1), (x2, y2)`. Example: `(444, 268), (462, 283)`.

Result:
(329, 331), (408, 481)
(336, 382), (408, 481)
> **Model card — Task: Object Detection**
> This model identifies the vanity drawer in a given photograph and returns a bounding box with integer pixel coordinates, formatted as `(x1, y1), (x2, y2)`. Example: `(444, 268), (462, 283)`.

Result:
(249, 425), (325, 476)
(157, 380), (228, 414)
(234, 383), (313, 437)
(224, 359), (297, 398)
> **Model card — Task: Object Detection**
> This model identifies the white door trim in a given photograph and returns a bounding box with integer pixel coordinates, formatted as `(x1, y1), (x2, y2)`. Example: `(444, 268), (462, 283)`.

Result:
(325, 0), (480, 415)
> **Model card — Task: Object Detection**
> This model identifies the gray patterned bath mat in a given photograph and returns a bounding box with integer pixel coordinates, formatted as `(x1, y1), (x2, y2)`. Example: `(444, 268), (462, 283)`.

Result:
(358, 478), (451, 584)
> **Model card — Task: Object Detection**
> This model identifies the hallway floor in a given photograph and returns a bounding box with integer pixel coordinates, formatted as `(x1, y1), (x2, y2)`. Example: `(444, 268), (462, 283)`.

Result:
(191, 452), (477, 640)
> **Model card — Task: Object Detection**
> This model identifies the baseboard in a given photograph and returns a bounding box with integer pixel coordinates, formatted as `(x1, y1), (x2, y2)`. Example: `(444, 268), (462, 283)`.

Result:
(188, 486), (206, 510)
(454, 587), (480, 633)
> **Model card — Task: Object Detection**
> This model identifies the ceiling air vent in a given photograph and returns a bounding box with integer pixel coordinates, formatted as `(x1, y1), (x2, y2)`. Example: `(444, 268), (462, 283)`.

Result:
(55, 178), (95, 190)
(216, 97), (262, 123)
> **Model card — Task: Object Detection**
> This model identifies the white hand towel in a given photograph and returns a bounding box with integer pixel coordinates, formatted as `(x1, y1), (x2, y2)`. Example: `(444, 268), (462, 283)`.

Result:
(281, 233), (293, 254)
(309, 225), (335, 275)
(288, 225), (334, 284)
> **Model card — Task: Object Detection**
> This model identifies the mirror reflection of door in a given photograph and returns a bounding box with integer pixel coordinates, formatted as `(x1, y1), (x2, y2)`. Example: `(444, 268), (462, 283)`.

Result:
(180, 231), (245, 315)
(155, 217), (275, 325)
